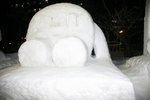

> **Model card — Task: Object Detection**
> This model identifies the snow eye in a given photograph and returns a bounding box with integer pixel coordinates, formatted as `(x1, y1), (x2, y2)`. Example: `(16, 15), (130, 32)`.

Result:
(48, 14), (78, 27)
(49, 17), (62, 27)
(67, 14), (78, 27)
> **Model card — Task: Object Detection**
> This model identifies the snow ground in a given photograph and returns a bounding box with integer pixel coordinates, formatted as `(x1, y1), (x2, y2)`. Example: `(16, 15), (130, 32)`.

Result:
(0, 52), (19, 70)
(0, 51), (123, 70)
(0, 51), (149, 100)
(119, 55), (150, 100)
(0, 51), (135, 100)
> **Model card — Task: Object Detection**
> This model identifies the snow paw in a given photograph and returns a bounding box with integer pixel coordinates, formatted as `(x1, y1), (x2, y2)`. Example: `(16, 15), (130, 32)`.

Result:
(18, 40), (53, 67)
(52, 37), (87, 67)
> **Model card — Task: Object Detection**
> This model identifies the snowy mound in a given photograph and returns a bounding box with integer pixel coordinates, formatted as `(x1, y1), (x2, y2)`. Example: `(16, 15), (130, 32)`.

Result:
(120, 55), (150, 100)
(0, 61), (135, 100)
(119, 38), (150, 100)
(0, 50), (6, 61)
(0, 3), (135, 100)
(0, 52), (18, 70)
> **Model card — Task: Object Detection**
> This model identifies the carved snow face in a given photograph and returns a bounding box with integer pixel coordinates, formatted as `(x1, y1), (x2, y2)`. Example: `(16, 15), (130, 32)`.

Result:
(27, 3), (94, 56)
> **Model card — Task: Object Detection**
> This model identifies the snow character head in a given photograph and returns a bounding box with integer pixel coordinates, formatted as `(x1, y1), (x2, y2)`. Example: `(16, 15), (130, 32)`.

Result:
(18, 3), (110, 67)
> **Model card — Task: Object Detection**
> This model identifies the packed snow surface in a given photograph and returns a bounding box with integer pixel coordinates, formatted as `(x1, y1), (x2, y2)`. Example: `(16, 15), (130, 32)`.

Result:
(120, 55), (150, 100)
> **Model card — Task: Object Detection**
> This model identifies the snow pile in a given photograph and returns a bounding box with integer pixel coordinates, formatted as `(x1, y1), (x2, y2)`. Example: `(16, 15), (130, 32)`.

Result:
(0, 61), (135, 100)
(0, 3), (135, 100)
(147, 39), (150, 54)
(120, 56), (150, 100)
(0, 51), (18, 69)
(0, 50), (6, 61)
(120, 41), (150, 100)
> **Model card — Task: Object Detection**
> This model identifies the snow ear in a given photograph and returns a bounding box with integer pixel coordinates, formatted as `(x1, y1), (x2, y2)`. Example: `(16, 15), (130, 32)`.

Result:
(93, 23), (111, 60)
(18, 40), (53, 67)
(52, 37), (88, 67)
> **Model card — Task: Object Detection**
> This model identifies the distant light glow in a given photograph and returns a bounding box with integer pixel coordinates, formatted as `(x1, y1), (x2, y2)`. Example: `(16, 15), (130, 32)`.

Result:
(45, 0), (49, 3)
(80, 3), (83, 6)
(118, 30), (124, 34)
(21, 37), (26, 40)
(33, 9), (37, 12)
(112, 20), (117, 23)
(15, 4), (18, 8)
(21, 4), (24, 7)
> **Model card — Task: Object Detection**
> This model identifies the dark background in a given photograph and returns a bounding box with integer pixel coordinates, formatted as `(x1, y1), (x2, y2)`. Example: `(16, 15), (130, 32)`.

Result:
(0, 0), (146, 60)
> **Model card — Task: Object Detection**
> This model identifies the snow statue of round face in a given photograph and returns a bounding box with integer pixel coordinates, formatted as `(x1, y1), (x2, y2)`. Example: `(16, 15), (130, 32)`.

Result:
(27, 3), (94, 55)
(18, 3), (110, 67)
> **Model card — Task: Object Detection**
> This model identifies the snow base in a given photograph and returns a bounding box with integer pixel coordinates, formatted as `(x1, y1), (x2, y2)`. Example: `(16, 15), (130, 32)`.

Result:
(120, 55), (150, 100)
(0, 60), (135, 100)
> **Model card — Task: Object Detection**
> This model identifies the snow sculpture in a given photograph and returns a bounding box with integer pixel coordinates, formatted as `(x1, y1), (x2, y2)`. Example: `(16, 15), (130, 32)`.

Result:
(147, 39), (150, 54)
(120, 55), (150, 100)
(120, 1), (150, 99)
(0, 3), (135, 100)
(144, 0), (150, 54)
(0, 50), (6, 61)
(120, 39), (150, 100)
(18, 3), (95, 67)
(18, 3), (111, 67)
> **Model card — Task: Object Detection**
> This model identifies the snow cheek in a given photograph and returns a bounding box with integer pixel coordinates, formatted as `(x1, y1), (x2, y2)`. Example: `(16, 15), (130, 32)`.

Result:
(18, 40), (53, 67)
(52, 37), (88, 67)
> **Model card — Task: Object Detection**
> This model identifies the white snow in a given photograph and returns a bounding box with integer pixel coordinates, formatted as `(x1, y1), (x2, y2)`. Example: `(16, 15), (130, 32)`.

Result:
(0, 50), (6, 62)
(147, 39), (150, 54)
(0, 3), (135, 100)
(0, 60), (135, 100)
(18, 40), (53, 67)
(93, 23), (110, 60)
(120, 55), (150, 100)
(119, 34), (150, 100)
(0, 52), (18, 70)
(26, 3), (94, 58)
(52, 37), (87, 67)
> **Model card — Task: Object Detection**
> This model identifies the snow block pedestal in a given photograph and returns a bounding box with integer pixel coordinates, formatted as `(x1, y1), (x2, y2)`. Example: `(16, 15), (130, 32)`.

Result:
(0, 61), (135, 100)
